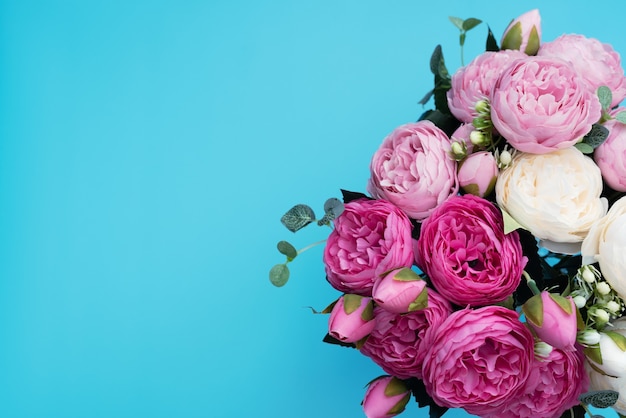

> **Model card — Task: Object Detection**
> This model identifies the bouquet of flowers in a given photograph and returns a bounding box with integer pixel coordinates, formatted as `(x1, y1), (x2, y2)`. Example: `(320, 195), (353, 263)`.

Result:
(270, 9), (626, 418)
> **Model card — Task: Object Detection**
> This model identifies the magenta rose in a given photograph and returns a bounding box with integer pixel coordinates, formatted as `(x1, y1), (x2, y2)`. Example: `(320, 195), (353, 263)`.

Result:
(595, 108), (626, 191)
(539, 34), (626, 107)
(327, 294), (376, 343)
(486, 347), (589, 418)
(323, 198), (414, 296)
(367, 121), (458, 221)
(491, 56), (602, 154)
(415, 194), (526, 307)
(447, 50), (526, 123)
(362, 376), (411, 418)
(421, 306), (535, 416)
(360, 290), (452, 379)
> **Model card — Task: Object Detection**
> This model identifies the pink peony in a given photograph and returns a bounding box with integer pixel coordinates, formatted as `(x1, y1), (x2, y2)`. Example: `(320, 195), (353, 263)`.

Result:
(522, 291), (578, 350)
(500, 9), (542, 55)
(595, 108), (626, 191)
(367, 121), (458, 221)
(323, 198), (414, 296)
(447, 50), (527, 123)
(457, 151), (499, 198)
(539, 34), (626, 107)
(372, 268), (428, 314)
(362, 376), (411, 418)
(485, 347), (589, 418)
(491, 56), (602, 154)
(421, 306), (535, 416)
(415, 194), (526, 307)
(360, 290), (452, 379)
(327, 294), (376, 343)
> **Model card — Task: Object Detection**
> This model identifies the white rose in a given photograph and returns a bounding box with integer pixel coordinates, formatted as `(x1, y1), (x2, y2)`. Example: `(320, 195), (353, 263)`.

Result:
(582, 196), (626, 300)
(495, 148), (607, 253)
(587, 317), (626, 378)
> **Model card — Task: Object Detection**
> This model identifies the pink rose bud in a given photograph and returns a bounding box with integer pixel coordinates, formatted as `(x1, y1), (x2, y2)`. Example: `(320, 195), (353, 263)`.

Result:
(328, 294), (376, 343)
(362, 376), (411, 418)
(372, 268), (428, 314)
(500, 9), (541, 55)
(457, 151), (498, 197)
(522, 291), (579, 350)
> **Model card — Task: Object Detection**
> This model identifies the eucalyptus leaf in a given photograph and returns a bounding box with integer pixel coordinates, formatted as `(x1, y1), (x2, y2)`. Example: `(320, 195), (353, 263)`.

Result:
(574, 142), (594, 154)
(583, 124), (610, 148)
(598, 86), (613, 111)
(448, 16), (464, 30)
(317, 197), (345, 226)
(615, 111), (626, 124)
(269, 264), (289, 287)
(280, 204), (316, 232)
(580, 390), (619, 408)
(462, 18), (482, 31)
(277, 240), (297, 260)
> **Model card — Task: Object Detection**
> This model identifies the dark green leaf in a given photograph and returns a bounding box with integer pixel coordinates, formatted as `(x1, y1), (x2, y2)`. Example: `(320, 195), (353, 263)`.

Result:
(429, 45), (443, 76)
(485, 25), (500, 52)
(340, 189), (369, 203)
(558, 405), (586, 418)
(418, 88), (434, 106)
(280, 204), (316, 232)
(322, 333), (356, 348)
(583, 124), (610, 149)
(269, 264), (289, 287)
(579, 390), (619, 408)
(405, 378), (448, 418)
(448, 16), (464, 30)
(277, 240), (297, 260)
(418, 109), (461, 137)
(459, 32), (466, 47)
(462, 18), (482, 31)
(598, 86), (612, 111)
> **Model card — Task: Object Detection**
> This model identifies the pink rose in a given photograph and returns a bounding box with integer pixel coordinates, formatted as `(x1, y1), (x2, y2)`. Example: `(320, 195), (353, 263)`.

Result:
(486, 347), (588, 418)
(323, 198), (414, 296)
(328, 294), (376, 343)
(595, 108), (626, 191)
(500, 9), (542, 55)
(457, 151), (499, 197)
(360, 290), (452, 379)
(367, 121), (458, 221)
(539, 34), (626, 107)
(415, 194), (526, 307)
(522, 291), (578, 350)
(447, 50), (527, 123)
(421, 306), (535, 416)
(362, 376), (411, 418)
(491, 56), (602, 154)
(372, 268), (428, 314)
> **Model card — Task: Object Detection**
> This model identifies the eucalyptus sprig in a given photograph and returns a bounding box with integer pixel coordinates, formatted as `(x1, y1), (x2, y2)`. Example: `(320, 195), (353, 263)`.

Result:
(449, 16), (483, 66)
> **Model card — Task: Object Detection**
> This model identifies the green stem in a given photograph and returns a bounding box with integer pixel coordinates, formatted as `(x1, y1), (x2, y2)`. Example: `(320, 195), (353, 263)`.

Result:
(523, 271), (541, 295)
(297, 239), (327, 255)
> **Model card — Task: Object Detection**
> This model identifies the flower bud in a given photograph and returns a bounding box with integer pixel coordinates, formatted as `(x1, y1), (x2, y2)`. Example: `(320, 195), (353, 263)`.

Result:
(372, 268), (428, 314)
(498, 150), (512, 167)
(578, 329), (601, 346)
(522, 291), (578, 350)
(607, 300), (622, 314)
(457, 151), (499, 198)
(573, 295), (588, 309)
(469, 130), (487, 147)
(582, 266), (597, 284)
(328, 294), (376, 343)
(450, 141), (467, 161)
(534, 341), (553, 358)
(501, 9), (541, 55)
(474, 99), (490, 115)
(597, 282), (612, 296)
(590, 307), (611, 327)
(362, 376), (411, 418)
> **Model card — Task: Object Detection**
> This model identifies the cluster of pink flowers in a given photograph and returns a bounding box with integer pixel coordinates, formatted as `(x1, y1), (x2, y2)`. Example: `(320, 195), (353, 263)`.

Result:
(287, 8), (626, 418)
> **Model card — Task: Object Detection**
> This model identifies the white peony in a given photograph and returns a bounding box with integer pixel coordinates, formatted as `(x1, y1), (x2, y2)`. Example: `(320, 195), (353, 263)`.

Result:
(582, 196), (626, 300)
(496, 148), (607, 253)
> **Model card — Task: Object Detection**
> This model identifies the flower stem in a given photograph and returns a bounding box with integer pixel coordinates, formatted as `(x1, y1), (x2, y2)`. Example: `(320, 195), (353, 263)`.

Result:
(297, 239), (327, 255)
(523, 271), (541, 295)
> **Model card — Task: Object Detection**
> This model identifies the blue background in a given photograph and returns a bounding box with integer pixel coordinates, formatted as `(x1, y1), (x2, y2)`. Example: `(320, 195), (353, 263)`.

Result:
(0, 1), (622, 417)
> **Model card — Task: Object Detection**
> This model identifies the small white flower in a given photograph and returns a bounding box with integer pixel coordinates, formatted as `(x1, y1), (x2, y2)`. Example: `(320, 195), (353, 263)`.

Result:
(597, 281), (612, 295)
(578, 329), (601, 346)
(573, 295), (588, 309)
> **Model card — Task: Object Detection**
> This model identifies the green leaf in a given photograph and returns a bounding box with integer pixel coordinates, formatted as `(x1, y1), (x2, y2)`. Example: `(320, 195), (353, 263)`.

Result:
(501, 21), (522, 50)
(605, 331), (626, 351)
(417, 88), (434, 106)
(522, 294), (544, 327)
(485, 25), (500, 52)
(448, 16), (464, 30)
(408, 287), (429, 311)
(277, 240), (297, 260)
(387, 393), (411, 416)
(280, 204), (316, 232)
(269, 264), (289, 287)
(598, 86), (613, 111)
(322, 333), (356, 348)
(616, 111), (626, 124)
(580, 390), (620, 408)
(583, 123), (610, 148)
(392, 268), (421, 281)
(429, 45), (450, 80)
(459, 32), (466, 47)
(584, 345), (603, 365)
(574, 142), (594, 154)
(462, 18), (482, 31)
(343, 294), (364, 315)
(384, 377), (409, 397)
(549, 293), (573, 315)
(361, 299), (374, 321)
(524, 25), (540, 55)
(318, 197), (345, 226)
(501, 207), (525, 234)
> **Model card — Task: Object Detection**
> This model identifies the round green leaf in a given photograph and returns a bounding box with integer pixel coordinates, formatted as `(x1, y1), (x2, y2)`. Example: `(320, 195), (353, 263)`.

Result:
(575, 142), (594, 154)
(277, 240), (297, 260)
(462, 18), (482, 31)
(615, 111), (626, 124)
(269, 264), (289, 287)
(597, 86), (613, 111)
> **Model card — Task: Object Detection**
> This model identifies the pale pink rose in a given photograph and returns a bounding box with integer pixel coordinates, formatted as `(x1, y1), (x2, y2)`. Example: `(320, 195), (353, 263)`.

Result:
(539, 34), (626, 107)
(491, 56), (602, 154)
(323, 199), (414, 296)
(327, 294), (376, 343)
(595, 108), (626, 191)
(522, 291), (578, 350)
(362, 376), (411, 418)
(367, 121), (458, 221)
(421, 306), (535, 417)
(372, 268), (428, 314)
(360, 290), (452, 380)
(447, 50), (526, 123)
(457, 151), (499, 197)
(486, 346), (588, 418)
(415, 194), (526, 307)
(500, 9), (542, 55)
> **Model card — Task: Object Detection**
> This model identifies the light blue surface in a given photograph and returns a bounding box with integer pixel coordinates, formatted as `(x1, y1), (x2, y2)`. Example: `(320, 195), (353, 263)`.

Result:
(0, 1), (622, 417)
